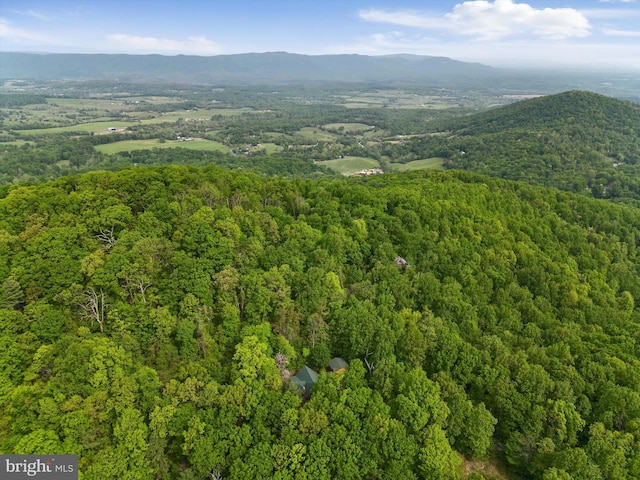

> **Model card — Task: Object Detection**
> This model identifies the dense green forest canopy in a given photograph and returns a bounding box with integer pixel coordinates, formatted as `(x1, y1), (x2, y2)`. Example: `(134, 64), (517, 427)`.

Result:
(1, 165), (639, 479)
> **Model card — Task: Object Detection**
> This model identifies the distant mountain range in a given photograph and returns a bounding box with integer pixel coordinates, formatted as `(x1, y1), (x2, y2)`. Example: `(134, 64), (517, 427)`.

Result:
(0, 51), (501, 85)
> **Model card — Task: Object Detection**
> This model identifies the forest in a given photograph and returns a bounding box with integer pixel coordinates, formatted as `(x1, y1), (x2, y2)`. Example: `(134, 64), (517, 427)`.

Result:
(0, 165), (639, 479)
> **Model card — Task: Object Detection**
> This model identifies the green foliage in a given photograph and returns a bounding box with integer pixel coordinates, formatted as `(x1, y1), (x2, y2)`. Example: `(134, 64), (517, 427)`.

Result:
(0, 165), (639, 479)
(0, 276), (23, 310)
(0, 93), (47, 108)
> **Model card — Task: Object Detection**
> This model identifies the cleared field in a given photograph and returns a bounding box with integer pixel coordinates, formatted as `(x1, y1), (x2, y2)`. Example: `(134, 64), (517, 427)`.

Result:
(255, 143), (283, 154)
(95, 139), (228, 154)
(317, 156), (380, 175)
(339, 91), (461, 109)
(390, 158), (445, 171)
(296, 127), (336, 141)
(0, 139), (34, 146)
(18, 121), (135, 135)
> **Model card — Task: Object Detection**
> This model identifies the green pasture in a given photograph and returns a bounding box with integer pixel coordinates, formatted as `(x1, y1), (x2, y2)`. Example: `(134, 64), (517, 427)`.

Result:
(0, 139), (34, 146)
(254, 143), (283, 154)
(18, 121), (134, 135)
(95, 139), (229, 154)
(296, 127), (336, 141)
(390, 157), (445, 171)
(317, 156), (380, 175)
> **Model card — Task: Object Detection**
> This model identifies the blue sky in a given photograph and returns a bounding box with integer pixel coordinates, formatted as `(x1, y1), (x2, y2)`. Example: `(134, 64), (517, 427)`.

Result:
(1, 0), (639, 70)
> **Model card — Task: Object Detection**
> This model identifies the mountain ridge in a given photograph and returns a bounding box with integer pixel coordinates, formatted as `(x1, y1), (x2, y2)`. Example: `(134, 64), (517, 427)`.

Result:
(0, 51), (498, 85)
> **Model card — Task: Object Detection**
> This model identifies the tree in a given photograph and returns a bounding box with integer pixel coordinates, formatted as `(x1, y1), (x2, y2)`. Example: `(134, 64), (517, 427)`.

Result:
(458, 403), (497, 460)
(394, 368), (449, 433)
(79, 287), (107, 332)
(0, 276), (24, 310)
(417, 424), (462, 480)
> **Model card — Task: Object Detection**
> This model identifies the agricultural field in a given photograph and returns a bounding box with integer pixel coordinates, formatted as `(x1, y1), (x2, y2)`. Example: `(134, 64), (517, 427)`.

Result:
(295, 127), (337, 142)
(317, 156), (380, 175)
(390, 157), (446, 171)
(94, 138), (229, 154)
(253, 143), (284, 154)
(335, 90), (468, 109)
(17, 121), (136, 135)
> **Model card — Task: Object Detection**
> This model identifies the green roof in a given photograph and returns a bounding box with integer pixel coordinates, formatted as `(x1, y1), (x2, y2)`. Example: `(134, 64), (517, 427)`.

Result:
(291, 365), (318, 398)
(329, 357), (348, 372)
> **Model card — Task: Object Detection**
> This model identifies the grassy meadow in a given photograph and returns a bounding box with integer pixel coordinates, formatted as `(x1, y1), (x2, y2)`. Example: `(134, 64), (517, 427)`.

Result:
(95, 139), (229, 154)
(390, 158), (446, 171)
(317, 156), (380, 175)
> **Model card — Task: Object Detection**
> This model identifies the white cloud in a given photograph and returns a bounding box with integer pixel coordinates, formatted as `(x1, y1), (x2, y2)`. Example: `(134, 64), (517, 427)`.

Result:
(106, 34), (221, 55)
(0, 17), (51, 44)
(358, 9), (450, 29)
(359, 0), (591, 40)
(446, 0), (591, 39)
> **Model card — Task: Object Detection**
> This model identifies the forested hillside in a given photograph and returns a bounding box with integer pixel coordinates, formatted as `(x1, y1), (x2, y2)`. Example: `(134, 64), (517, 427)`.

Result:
(432, 91), (640, 203)
(1, 166), (639, 479)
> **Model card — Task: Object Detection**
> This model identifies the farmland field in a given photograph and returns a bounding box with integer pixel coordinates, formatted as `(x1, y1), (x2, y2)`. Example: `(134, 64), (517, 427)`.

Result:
(296, 127), (337, 142)
(254, 143), (284, 154)
(17, 121), (135, 135)
(94, 139), (229, 154)
(336, 90), (466, 109)
(390, 157), (445, 171)
(317, 156), (380, 175)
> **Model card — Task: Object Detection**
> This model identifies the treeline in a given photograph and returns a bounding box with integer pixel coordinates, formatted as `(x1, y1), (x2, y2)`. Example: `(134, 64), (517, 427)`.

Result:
(0, 93), (47, 108)
(0, 166), (638, 479)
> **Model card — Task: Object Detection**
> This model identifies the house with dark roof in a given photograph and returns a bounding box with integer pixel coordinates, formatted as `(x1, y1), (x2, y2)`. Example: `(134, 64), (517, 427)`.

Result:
(290, 365), (318, 399)
(328, 357), (348, 374)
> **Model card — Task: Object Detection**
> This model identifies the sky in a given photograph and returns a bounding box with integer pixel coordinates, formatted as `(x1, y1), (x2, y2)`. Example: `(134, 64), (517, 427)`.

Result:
(1, 0), (639, 70)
